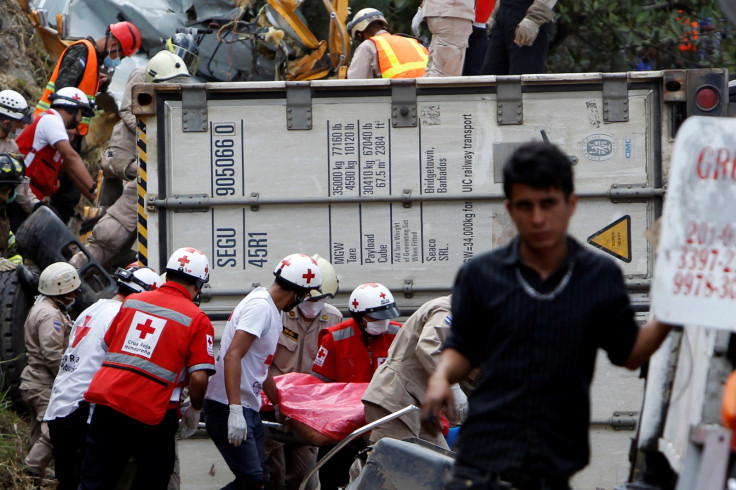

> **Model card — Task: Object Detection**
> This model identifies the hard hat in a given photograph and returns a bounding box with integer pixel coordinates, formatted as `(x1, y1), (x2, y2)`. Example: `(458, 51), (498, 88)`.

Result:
(115, 265), (162, 294)
(0, 153), (25, 186)
(166, 247), (210, 287)
(49, 87), (95, 118)
(0, 90), (29, 121)
(108, 21), (142, 57)
(348, 282), (400, 319)
(273, 253), (323, 293)
(145, 50), (191, 83)
(309, 254), (338, 299)
(347, 8), (388, 39)
(165, 33), (200, 76)
(39, 262), (81, 296)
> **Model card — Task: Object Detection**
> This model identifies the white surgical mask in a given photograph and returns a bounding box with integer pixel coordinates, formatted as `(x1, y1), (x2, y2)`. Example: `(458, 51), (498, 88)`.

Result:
(298, 298), (326, 319)
(365, 319), (389, 336)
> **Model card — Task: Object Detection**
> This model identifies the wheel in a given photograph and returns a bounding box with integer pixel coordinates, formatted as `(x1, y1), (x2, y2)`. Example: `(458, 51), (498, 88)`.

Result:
(0, 268), (32, 407)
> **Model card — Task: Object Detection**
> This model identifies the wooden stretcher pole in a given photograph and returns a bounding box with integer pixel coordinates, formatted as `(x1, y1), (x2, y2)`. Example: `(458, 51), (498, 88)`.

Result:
(298, 404), (419, 490)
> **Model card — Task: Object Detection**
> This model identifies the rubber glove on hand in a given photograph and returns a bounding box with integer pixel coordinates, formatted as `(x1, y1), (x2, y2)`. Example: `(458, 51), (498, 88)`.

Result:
(514, 18), (540, 46)
(412, 7), (424, 37)
(228, 404), (247, 446)
(179, 406), (201, 439)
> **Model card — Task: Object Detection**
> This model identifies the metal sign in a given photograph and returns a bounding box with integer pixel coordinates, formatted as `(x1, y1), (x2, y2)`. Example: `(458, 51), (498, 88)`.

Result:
(652, 116), (736, 330)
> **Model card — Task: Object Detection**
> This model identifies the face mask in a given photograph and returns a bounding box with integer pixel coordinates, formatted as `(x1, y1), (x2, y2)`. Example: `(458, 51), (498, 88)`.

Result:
(282, 293), (304, 313)
(54, 296), (75, 312)
(298, 298), (326, 319)
(104, 56), (121, 69)
(365, 319), (389, 336)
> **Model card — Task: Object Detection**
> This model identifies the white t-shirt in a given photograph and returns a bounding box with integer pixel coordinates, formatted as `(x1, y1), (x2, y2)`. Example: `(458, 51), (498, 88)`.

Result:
(205, 287), (281, 410)
(44, 299), (122, 421)
(25, 109), (68, 167)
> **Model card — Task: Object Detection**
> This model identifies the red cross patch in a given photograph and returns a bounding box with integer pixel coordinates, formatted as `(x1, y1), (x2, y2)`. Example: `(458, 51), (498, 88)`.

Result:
(314, 346), (328, 367)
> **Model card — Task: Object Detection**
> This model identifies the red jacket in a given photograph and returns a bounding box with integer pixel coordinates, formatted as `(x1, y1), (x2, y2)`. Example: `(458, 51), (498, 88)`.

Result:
(311, 318), (401, 383)
(85, 282), (215, 425)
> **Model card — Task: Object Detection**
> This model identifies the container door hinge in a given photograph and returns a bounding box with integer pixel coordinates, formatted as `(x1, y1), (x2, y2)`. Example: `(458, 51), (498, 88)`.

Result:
(496, 76), (522, 125)
(286, 82), (312, 130)
(181, 85), (208, 132)
(603, 74), (629, 122)
(391, 80), (417, 128)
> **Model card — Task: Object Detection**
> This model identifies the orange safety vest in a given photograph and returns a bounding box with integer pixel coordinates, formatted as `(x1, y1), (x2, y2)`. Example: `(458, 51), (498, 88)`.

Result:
(35, 39), (99, 136)
(370, 33), (429, 79)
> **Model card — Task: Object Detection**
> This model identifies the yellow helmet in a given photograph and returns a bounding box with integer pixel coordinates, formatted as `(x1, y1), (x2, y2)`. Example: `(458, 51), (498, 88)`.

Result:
(347, 8), (388, 39)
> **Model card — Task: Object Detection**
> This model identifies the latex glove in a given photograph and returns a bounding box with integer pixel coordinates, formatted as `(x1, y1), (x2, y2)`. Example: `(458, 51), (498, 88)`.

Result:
(179, 406), (201, 439)
(411, 7), (424, 37)
(0, 257), (17, 272)
(514, 17), (540, 47)
(450, 384), (468, 424)
(228, 404), (247, 446)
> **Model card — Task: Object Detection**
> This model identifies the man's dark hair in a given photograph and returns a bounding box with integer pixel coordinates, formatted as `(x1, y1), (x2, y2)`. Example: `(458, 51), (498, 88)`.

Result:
(166, 270), (197, 287)
(502, 142), (574, 199)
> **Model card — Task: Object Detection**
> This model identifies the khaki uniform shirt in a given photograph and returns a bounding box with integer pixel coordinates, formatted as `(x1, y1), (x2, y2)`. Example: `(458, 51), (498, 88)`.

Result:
(108, 68), (145, 157)
(362, 295), (475, 433)
(422, 0), (475, 20)
(19, 296), (72, 390)
(271, 303), (343, 375)
(0, 137), (19, 154)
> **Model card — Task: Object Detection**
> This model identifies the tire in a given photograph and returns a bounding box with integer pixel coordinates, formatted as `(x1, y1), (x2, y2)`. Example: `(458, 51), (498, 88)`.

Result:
(0, 268), (31, 407)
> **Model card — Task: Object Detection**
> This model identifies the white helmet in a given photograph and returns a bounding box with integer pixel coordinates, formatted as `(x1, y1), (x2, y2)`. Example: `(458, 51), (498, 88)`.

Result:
(348, 282), (399, 320)
(50, 87), (95, 117)
(273, 253), (322, 293)
(145, 50), (191, 83)
(309, 254), (338, 299)
(0, 90), (29, 121)
(39, 262), (81, 296)
(166, 247), (210, 287)
(115, 265), (162, 294)
(347, 8), (388, 39)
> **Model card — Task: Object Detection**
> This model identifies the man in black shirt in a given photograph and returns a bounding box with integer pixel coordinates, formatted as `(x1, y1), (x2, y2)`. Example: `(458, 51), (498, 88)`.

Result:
(421, 141), (674, 489)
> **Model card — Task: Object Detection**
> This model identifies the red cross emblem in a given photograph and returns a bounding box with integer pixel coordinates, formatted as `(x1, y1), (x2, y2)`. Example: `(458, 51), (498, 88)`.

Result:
(72, 92), (82, 101)
(71, 315), (93, 348)
(279, 258), (292, 269)
(135, 318), (156, 339)
(352, 298), (360, 309)
(379, 292), (386, 299)
(178, 255), (190, 267)
(302, 268), (315, 284)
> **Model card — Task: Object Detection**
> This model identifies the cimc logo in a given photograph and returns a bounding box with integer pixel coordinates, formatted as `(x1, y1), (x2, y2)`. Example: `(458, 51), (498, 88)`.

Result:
(582, 134), (617, 161)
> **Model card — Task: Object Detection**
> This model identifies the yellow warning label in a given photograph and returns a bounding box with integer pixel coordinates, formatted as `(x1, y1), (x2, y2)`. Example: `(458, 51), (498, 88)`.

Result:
(587, 215), (631, 263)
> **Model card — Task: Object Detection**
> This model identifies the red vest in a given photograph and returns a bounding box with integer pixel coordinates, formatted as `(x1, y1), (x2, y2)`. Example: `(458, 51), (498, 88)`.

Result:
(312, 318), (400, 383)
(85, 283), (214, 425)
(15, 110), (64, 199)
(35, 39), (99, 136)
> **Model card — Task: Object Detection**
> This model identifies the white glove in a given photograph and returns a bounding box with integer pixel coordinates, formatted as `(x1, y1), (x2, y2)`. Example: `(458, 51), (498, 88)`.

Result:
(179, 406), (201, 439)
(0, 257), (17, 272)
(411, 7), (424, 37)
(514, 17), (540, 47)
(228, 404), (247, 446)
(450, 384), (469, 424)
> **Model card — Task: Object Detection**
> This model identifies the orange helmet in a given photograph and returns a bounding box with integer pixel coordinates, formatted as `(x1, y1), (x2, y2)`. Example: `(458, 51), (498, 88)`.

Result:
(109, 21), (142, 57)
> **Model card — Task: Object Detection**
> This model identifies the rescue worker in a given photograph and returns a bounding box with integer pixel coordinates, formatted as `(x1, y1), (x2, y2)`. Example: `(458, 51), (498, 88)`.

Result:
(362, 295), (475, 449)
(0, 89), (31, 153)
(69, 51), (192, 270)
(346, 8), (429, 79)
(165, 32), (201, 76)
(480, 0), (557, 75)
(0, 153), (26, 269)
(204, 253), (323, 489)
(411, 0), (474, 76)
(13, 86), (97, 229)
(34, 21), (142, 223)
(265, 254), (342, 490)
(19, 262), (81, 483)
(311, 282), (401, 383)
(45, 265), (162, 490)
(34, 21), (142, 132)
(80, 247), (215, 489)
